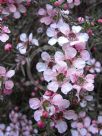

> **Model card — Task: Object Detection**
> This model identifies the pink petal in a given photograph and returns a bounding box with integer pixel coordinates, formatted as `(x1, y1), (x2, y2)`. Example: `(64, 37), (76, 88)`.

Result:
(80, 50), (90, 61)
(61, 82), (73, 94)
(73, 58), (85, 69)
(38, 8), (46, 15)
(34, 110), (42, 121)
(6, 70), (15, 78)
(52, 94), (63, 106)
(55, 120), (67, 134)
(36, 62), (47, 72)
(9, 4), (16, 13)
(41, 52), (51, 62)
(46, 27), (57, 37)
(47, 81), (59, 92)
(43, 69), (55, 82)
(48, 38), (57, 46)
(64, 110), (78, 120)
(0, 34), (9, 42)
(29, 98), (41, 110)
(84, 117), (91, 128)
(54, 51), (64, 62)
(63, 46), (77, 59)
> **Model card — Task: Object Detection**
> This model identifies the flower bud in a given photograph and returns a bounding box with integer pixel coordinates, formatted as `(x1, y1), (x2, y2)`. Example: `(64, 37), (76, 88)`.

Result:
(4, 43), (12, 51)
(37, 120), (45, 128)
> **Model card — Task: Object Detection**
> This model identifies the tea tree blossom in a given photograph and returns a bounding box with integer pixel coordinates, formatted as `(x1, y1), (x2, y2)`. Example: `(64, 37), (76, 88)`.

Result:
(36, 51), (54, 72)
(16, 33), (39, 54)
(38, 4), (57, 25)
(46, 19), (89, 46)
(0, 110), (37, 136)
(29, 92), (78, 133)
(67, 0), (81, 8)
(43, 63), (73, 94)
(0, 24), (11, 42)
(0, 66), (15, 95)
(71, 112), (99, 136)
(87, 58), (102, 73)
(1, 0), (27, 19)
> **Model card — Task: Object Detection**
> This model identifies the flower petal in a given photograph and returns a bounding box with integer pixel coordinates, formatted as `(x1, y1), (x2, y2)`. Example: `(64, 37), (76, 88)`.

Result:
(47, 81), (59, 92)
(48, 38), (57, 46)
(20, 33), (27, 42)
(6, 70), (15, 78)
(72, 25), (82, 33)
(58, 36), (69, 46)
(36, 62), (47, 72)
(29, 98), (41, 110)
(55, 120), (67, 134)
(73, 58), (85, 69)
(34, 110), (42, 121)
(61, 82), (73, 94)
(41, 52), (51, 61)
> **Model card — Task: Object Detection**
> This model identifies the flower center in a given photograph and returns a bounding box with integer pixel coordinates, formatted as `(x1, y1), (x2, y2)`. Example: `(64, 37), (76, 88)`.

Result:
(43, 100), (50, 110)
(57, 73), (65, 82)
(77, 77), (85, 85)
(48, 62), (54, 69)
(54, 112), (63, 120)
(68, 32), (76, 41)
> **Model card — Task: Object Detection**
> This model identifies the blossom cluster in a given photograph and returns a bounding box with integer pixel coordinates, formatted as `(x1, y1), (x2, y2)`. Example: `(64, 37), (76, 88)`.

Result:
(29, 3), (102, 134)
(0, 0), (102, 135)
(0, 0), (27, 19)
(0, 110), (37, 136)
(71, 111), (102, 136)
(0, 66), (15, 95)
(0, 18), (11, 43)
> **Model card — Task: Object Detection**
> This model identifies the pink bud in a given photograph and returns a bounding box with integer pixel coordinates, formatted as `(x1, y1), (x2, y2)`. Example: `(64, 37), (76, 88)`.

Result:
(31, 92), (35, 96)
(45, 90), (53, 96)
(42, 111), (48, 118)
(5, 80), (14, 90)
(4, 43), (12, 51)
(14, 106), (19, 111)
(3, 89), (13, 95)
(97, 19), (102, 23)
(37, 121), (45, 128)
(87, 29), (94, 36)
(91, 22), (95, 26)
(54, 1), (60, 7)
(63, 3), (68, 10)
(78, 17), (85, 23)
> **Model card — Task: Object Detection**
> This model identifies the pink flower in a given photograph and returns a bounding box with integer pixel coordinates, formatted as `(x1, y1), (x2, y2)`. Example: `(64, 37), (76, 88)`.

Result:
(87, 58), (101, 73)
(51, 94), (70, 109)
(4, 43), (12, 51)
(0, 26), (10, 42)
(4, 80), (14, 90)
(0, 66), (6, 77)
(44, 63), (73, 94)
(0, 66), (15, 94)
(67, 0), (81, 9)
(97, 19), (102, 23)
(38, 4), (57, 25)
(47, 19), (89, 46)
(36, 52), (53, 72)
(17, 33), (39, 54)
(3, 89), (13, 95)
(73, 74), (95, 92)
